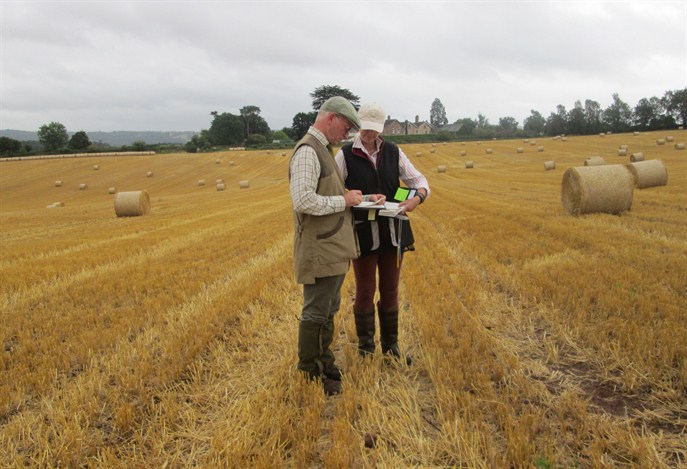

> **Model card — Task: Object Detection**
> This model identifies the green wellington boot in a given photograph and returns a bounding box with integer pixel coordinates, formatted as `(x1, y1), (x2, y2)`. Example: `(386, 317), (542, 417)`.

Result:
(297, 320), (341, 395)
(321, 318), (342, 381)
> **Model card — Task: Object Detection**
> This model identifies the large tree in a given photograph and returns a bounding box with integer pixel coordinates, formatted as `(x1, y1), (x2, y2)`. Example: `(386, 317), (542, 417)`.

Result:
(544, 105), (567, 136)
(37, 121), (68, 151)
(497, 116), (518, 134)
(664, 88), (687, 127)
(0, 136), (23, 156)
(602, 93), (632, 133)
(310, 85), (360, 111)
(476, 113), (489, 129)
(634, 97), (661, 130)
(291, 111), (317, 140)
(584, 99), (603, 134)
(239, 105), (270, 139)
(567, 101), (586, 135)
(454, 117), (477, 135)
(208, 113), (244, 146)
(429, 98), (448, 127)
(523, 110), (545, 136)
(68, 130), (91, 150)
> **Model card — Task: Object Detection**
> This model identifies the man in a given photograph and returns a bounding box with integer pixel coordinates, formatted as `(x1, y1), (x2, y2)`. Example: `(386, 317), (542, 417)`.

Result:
(288, 96), (363, 396)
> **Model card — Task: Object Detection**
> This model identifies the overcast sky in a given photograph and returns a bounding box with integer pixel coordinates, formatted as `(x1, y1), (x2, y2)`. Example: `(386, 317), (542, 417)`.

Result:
(1, 1), (685, 133)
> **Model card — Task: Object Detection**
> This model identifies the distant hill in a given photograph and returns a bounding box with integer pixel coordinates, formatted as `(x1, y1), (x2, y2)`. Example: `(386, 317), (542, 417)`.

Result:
(0, 129), (197, 146)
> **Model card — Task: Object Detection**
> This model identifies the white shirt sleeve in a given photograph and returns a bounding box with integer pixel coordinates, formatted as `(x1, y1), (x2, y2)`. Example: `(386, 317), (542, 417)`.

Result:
(398, 147), (430, 199)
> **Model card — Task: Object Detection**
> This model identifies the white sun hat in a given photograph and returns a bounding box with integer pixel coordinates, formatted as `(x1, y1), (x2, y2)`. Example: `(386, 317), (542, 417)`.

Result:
(357, 102), (386, 133)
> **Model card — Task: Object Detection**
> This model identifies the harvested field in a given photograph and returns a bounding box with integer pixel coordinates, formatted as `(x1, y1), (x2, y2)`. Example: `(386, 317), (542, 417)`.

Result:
(1, 131), (686, 467)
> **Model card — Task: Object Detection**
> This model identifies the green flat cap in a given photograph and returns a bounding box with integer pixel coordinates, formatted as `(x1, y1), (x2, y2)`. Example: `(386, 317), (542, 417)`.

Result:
(321, 96), (361, 131)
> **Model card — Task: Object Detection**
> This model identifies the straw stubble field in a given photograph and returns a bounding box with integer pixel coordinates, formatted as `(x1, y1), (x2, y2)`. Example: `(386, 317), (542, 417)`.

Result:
(1, 130), (685, 467)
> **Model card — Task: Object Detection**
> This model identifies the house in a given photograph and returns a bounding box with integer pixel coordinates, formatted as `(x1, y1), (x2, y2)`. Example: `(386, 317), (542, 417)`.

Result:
(383, 115), (434, 135)
(383, 118), (405, 135)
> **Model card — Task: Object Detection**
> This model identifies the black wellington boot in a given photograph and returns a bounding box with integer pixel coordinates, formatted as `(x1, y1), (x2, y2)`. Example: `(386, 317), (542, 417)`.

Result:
(353, 308), (376, 357)
(378, 305), (412, 366)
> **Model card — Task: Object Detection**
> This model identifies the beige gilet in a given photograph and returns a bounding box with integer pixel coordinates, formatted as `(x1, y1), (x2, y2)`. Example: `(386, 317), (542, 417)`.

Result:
(289, 133), (358, 284)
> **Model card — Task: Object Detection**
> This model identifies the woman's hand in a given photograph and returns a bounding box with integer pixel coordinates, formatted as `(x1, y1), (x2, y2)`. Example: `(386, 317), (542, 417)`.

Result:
(399, 196), (420, 213)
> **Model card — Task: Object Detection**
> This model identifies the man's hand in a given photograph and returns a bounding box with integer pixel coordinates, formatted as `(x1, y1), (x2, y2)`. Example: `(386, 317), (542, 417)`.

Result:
(369, 194), (386, 205)
(344, 189), (363, 207)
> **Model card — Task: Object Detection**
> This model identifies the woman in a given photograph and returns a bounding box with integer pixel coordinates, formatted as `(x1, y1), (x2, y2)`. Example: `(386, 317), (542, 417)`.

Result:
(335, 102), (429, 364)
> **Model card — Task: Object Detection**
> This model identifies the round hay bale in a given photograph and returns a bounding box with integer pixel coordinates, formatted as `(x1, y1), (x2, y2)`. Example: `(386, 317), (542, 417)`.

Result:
(633, 131), (640, 136)
(544, 161), (556, 171)
(656, 139), (665, 145)
(229, 161), (236, 166)
(215, 178), (224, 184)
(197, 179), (206, 186)
(216, 159), (221, 164)
(416, 152), (422, 157)
(486, 148), (493, 154)
(619, 144), (628, 150)
(584, 156), (605, 166)
(523, 139), (529, 143)
(216, 183), (226, 191)
(599, 133), (605, 137)
(465, 161), (474, 169)
(146, 171), (154, 177)
(675, 143), (685, 150)
(47, 202), (64, 208)
(55, 180), (63, 187)
(516, 147), (524, 153)
(281, 152), (287, 156)
(108, 187), (117, 194)
(79, 183), (88, 190)
(530, 141), (537, 146)
(630, 152), (644, 162)
(625, 160), (668, 189)
(561, 165), (633, 215)
(93, 164), (100, 170)
(460, 150), (467, 156)
(437, 165), (447, 173)
(538, 146), (545, 152)
(617, 149), (627, 156)
(476, 141), (481, 145)
(561, 137), (567, 141)
(430, 148), (435, 153)
(432, 143), (436, 147)
(239, 180), (250, 189)
(114, 190), (151, 217)
(443, 142), (447, 145)
(666, 136), (674, 142)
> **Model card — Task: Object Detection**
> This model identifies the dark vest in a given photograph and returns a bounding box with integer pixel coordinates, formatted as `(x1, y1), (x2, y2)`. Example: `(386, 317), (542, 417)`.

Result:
(342, 141), (414, 254)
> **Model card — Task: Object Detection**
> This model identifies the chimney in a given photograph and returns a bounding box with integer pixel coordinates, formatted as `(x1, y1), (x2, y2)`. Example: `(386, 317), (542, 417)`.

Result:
(415, 115), (419, 124)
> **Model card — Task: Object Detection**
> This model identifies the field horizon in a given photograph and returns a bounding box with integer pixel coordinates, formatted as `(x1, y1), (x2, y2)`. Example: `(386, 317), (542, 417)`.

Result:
(1, 130), (686, 467)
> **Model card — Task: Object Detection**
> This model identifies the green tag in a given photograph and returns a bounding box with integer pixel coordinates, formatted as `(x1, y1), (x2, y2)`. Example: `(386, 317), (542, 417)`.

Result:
(394, 187), (410, 201)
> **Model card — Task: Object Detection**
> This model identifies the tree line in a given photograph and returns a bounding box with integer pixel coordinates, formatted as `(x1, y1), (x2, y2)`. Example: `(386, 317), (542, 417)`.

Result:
(1, 86), (684, 158)
(427, 89), (686, 141)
